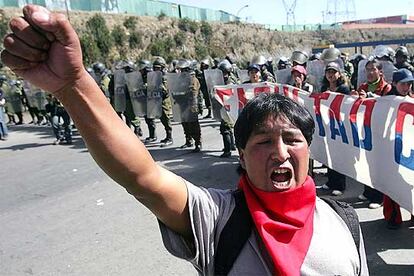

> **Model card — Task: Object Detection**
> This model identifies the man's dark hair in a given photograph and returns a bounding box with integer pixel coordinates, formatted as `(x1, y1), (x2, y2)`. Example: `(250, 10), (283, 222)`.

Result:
(234, 93), (315, 150)
(365, 58), (383, 71)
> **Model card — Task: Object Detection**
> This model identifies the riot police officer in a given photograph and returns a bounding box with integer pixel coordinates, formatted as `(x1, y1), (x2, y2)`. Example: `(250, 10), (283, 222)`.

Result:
(197, 58), (212, 119)
(175, 59), (202, 152)
(290, 50), (309, 67)
(93, 62), (111, 99)
(395, 46), (414, 73)
(138, 59), (157, 143)
(217, 59), (238, 158)
(153, 56), (173, 146)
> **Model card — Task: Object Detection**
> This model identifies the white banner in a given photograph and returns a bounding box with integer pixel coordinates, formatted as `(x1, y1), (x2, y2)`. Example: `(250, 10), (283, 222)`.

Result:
(214, 83), (414, 214)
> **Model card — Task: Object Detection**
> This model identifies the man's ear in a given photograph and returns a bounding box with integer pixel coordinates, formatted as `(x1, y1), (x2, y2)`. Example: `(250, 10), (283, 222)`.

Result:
(239, 149), (246, 169)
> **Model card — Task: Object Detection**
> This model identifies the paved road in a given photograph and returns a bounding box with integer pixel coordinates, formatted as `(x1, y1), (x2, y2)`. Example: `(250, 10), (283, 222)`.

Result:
(1, 115), (413, 275)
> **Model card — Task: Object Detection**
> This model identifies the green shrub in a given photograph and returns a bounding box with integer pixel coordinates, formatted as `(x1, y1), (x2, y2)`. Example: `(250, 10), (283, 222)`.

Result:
(178, 18), (198, 33)
(111, 24), (127, 48)
(195, 41), (208, 59)
(0, 10), (9, 44)
(86, 14), (113, 56)
(200, 21), (213, 41)
(129, 31), (143, 49)
(80, 33), (101, 65)
(174, 31), (186, 47)
(123, 16), (137, 31)
(158, 12), (167, 20)
(150, 36), (175, 59)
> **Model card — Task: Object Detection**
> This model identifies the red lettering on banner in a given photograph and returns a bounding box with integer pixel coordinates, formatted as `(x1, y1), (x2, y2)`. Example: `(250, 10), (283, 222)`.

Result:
(274, 85), (280, 93)
(396, 102), (414, 133)
(216, 88), (233, 111)
(349, 98), (376, 127)
(329, 94), (345, 120)
(253, 86), (270, 95)
(237, 87), (247, 110)
(309, 92), (330, 115)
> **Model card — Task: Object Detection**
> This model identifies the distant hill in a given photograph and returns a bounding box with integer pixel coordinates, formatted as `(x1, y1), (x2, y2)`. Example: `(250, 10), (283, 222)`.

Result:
(1, 7), (414, 67)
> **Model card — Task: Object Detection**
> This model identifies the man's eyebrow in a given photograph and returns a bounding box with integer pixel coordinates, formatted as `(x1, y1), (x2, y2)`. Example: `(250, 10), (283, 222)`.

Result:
(252, 126), (302, 135)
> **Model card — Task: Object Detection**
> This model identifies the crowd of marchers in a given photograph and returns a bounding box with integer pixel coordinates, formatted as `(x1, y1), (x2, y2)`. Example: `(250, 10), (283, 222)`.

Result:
(1, 44), (413, 230)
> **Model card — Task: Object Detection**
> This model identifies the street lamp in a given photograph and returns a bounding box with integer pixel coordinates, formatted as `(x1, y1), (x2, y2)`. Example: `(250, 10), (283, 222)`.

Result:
(236, 4), (249, 20)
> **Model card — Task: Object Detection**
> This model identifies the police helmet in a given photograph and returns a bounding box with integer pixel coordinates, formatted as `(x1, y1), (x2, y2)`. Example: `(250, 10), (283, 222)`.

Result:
(123, 60), (135, 70)
(320, 47), (341, 62)
(86, 67), (94, 74)
(250, 55), (267, 66)
(200, 58), (210, 67)
(291, 50), (309, 65)
(309, 53), (321, 61)
(395, 46), (409, 58)
(93, 62), (106, 74)
(137, 59), (152, 71)
(176, 59), (192, 70)
(373, 45), (395, 59)
(0, 74), (7, 82)
(218, 59), (232, 73)
(153, 56), (166, 68)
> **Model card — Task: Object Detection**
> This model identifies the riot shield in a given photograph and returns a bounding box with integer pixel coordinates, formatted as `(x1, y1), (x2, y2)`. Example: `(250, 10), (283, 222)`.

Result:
(204, 69), (225, 120)
(275, 68), (292, 85)
(380, 61), (396, 84)
(23, 81), (42, 109)
(236, 69), (249, 83)
(167, 72), (197, 123)
(125, 71), (146, 117)
(4, 81), (23, 113)
(307, 60), (325, 92)
(357, 59), (368, 89)
(146, 71), (163, 119)
(113, 69), (126, 112)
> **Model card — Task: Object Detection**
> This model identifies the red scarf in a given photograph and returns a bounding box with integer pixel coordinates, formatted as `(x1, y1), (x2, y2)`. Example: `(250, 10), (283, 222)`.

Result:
(238, 174), (316, 276)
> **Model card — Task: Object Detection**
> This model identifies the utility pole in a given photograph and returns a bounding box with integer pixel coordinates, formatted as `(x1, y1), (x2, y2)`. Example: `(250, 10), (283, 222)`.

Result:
(282, 0), (297, 26)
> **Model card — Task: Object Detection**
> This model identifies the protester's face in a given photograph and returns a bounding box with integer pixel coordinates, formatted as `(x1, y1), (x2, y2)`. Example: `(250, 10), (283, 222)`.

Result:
(292, 71), (304, 83)
(239, 116), (309, 192)
(325, 69), (340, 83)
(249, 69), (260, 83)
(366, 63), (381, 83)
(396, 81), (412, 96)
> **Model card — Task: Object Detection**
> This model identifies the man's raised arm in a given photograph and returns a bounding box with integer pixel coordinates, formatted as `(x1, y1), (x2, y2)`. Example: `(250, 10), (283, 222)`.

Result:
(1, 5), (191, 237)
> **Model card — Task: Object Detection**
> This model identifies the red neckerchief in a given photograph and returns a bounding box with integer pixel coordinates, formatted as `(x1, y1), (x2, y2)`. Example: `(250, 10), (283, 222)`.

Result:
(238, 174), (316, 276)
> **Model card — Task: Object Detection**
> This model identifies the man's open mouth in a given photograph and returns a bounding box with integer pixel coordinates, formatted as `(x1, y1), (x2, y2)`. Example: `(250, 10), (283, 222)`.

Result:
(270, 168), (292, 184)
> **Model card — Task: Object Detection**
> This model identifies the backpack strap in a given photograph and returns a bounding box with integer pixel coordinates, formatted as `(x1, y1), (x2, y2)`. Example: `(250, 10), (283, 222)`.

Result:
(214, 190), (253, 276)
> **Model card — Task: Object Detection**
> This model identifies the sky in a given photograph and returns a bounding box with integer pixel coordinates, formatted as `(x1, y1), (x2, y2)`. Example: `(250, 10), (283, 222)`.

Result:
(161, 0), (414, 25)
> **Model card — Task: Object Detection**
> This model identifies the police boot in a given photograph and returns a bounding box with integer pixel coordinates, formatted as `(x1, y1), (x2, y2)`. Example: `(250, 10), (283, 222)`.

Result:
(229, 131), (236, 151)
(203, 108), (212, 119)
(160, 131), (173, 147)
(134, 126), (143, 137)
(145, 128), (157, 144)
(193, 142), (202, 153)
(220, 133), (232, 158)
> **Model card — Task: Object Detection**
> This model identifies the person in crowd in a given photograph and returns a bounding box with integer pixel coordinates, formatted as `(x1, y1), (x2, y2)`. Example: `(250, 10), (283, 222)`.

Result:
(1, 6), (369, 275)
(383, 68), (414, 229)
(288, 65), (314, 93)
(197, 58), (212, 119)
(153, 56), (173, 147)
(277, 56), (291, 70)
(320, 62), (351, 196)
(353, 58), (392, 209)
(0, 77), (8, 140)
(217, 59), (237, 158)
(138, 59), (156, 142)
(340, 52), (354, 86)
(175, 59), (202, 152)
(394, 46), (414, 73)
(250, 55), (276, 82)
(45, 94), (72, 145)
(243, 64), (262, 84)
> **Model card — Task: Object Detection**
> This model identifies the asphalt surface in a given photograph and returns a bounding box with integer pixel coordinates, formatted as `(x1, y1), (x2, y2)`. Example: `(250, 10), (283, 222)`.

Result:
(1, 113), (414, 275)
